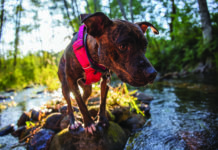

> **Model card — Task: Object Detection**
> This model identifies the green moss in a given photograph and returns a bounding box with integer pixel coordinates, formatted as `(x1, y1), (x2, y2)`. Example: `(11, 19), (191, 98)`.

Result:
(106, 121), (126, 143)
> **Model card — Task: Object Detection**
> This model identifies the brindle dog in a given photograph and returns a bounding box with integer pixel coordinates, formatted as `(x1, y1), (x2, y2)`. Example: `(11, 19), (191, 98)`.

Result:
(58, 12), (158, 134)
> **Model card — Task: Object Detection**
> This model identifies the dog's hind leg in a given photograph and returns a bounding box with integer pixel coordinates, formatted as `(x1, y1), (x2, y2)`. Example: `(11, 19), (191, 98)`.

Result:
(78, 79), (92, 104)
(58, 73), (81, 130)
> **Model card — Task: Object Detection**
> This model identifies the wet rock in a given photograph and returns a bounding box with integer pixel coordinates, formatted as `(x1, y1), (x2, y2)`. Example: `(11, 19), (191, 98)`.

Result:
(120, 114), (146, 131)
(138, 103), (151, 117)
(43, 113), (64, 132)
(11, 126), (26, 137)
(17, 112), (31, 127)
(30, 109), (43, 121)
(28, 129), (55, 150)
(179, 131), (218, 150)
(132, 92), (153, 104)
(23, 85), (33, 89)
(36, 91), (44, 94)
(49, 121), (127, 150)
(0, 124), (15, 136)
(0, 95), (12, 101)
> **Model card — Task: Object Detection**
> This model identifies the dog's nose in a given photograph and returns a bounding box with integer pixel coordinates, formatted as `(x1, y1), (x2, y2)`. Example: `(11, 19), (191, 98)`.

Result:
(145, 67), (157, 83)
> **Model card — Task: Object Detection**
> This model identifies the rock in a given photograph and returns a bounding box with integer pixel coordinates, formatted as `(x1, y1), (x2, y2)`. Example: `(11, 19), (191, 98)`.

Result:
(88, 106), (114, 122)
(43, 113), (64, 132)
(11, 126), (26, 137)
(132, 92), (153, 104)
(30, 109), (43, 121)
(36, 91), (44, 94)
(49, 121), (128, 150)
(23, 85), (33, 89)
(112, 107), (131, 124)
(120, 114), (146, 131)
(138, 103), (151, 117)
(60, 115), (70, 130)
(59, 105), (79, 115)
(0, 124), (15, 136)
(17, 112), (31, 127)
(28, 129), (55, 150)
(0, 95), (12, 101)
(59, 105), (68, 115)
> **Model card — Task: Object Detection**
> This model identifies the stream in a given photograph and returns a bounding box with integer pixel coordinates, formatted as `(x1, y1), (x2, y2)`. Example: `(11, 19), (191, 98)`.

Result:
(1, 73), (218, 150)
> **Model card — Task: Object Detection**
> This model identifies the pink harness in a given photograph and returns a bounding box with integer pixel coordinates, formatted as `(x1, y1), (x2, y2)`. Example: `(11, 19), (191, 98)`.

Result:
(73, 25), (106, 85)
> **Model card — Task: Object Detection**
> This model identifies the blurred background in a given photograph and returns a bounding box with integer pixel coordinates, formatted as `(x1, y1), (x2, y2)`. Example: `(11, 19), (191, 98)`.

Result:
(0, 0), (217, 91)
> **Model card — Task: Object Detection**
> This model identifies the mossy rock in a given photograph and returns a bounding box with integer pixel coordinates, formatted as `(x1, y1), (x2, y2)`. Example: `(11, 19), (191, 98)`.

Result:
(49, 121), (128, 150)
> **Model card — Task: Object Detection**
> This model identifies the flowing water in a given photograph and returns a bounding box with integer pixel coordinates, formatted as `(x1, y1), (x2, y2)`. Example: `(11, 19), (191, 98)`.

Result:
(0, 86), (62, 150)
(125, 73), (218, 150)
(0, 73), (218, 150)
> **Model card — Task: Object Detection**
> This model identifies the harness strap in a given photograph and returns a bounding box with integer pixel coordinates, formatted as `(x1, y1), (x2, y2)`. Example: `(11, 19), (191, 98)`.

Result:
(72, 25), (107, 85)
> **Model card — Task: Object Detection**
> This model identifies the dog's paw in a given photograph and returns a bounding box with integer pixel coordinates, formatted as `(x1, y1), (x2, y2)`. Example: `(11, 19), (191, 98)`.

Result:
(69, 121), (82, 130)
(85, 124), (96, 135)
(97, 116), (109, 128)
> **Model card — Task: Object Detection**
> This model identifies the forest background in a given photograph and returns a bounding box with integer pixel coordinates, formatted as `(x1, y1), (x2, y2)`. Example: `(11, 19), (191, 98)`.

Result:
(0, 0), (217, 91)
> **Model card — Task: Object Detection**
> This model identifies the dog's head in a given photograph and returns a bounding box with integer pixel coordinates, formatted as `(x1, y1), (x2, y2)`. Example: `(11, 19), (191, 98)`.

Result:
(81, 12), (158, 87)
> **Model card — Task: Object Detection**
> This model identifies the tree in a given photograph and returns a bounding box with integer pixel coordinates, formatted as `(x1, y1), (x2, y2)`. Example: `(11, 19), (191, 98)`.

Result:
(116, 0), (128, 20)
(0, 0), (5, 41)
(13, 0), (23, 67)
(129, 0), (133, 22)
(170, 0), (176, 40)
(197, 0), (213, 44)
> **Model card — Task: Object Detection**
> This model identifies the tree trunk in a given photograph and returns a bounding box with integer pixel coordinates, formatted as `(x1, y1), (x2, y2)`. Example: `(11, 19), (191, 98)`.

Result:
(129, 0), (133, 22)
(0, 0), (5, 68)
(116, 0), (128, 20)
(94, 0), (97, 12)
(197, 0), (213, 44)
(170, 0), (176, 40)
(63, 0), (75, 32)
(85, 0), (91, 13)
(71, 0), (80, 25)
(0, 0), (5, 42)
(13, 0), (22, 67)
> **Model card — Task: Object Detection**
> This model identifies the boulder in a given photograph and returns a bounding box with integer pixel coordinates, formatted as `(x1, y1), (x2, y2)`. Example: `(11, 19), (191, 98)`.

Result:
(49, 121), (128, 150)
(43, 113), (64, 132)
(28, 129), (55, 150)
(0, 124), (14, 136)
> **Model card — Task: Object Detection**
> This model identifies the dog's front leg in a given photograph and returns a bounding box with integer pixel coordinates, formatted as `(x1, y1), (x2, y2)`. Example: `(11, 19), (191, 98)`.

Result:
(67, 79), (96, 134)
(98, 76), (109, 127)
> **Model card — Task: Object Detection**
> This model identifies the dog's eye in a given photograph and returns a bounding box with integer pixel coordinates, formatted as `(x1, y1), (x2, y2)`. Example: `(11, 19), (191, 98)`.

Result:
(119, 44), (128, 51)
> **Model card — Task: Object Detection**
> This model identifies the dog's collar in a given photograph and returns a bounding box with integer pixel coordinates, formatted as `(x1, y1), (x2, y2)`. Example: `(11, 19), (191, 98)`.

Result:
(84, 33), (108, 73)
(72, 25), (108, 85)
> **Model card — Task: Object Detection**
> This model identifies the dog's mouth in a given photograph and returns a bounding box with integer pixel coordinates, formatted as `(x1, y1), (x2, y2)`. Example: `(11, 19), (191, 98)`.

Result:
(117, 73), (153, 87)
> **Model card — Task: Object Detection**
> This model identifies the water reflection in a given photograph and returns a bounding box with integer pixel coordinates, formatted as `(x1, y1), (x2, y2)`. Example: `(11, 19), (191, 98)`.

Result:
(126, 74), (218, 150)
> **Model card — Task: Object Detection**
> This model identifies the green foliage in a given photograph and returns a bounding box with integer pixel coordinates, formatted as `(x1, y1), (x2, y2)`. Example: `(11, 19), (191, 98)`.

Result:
(26, 121), (36, 128)
(146, 3), (218, 73)
(0, 51), (61, 91)
(106, 83), (144, 116)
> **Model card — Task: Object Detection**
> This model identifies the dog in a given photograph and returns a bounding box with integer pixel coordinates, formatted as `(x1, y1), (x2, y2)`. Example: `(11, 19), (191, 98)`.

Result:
(58, 12), (158, 134)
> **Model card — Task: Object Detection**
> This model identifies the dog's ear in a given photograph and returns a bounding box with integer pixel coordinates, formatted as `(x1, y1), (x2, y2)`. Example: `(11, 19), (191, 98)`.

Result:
(80, 12), (113, 37)
(135, 22), (159, 35)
